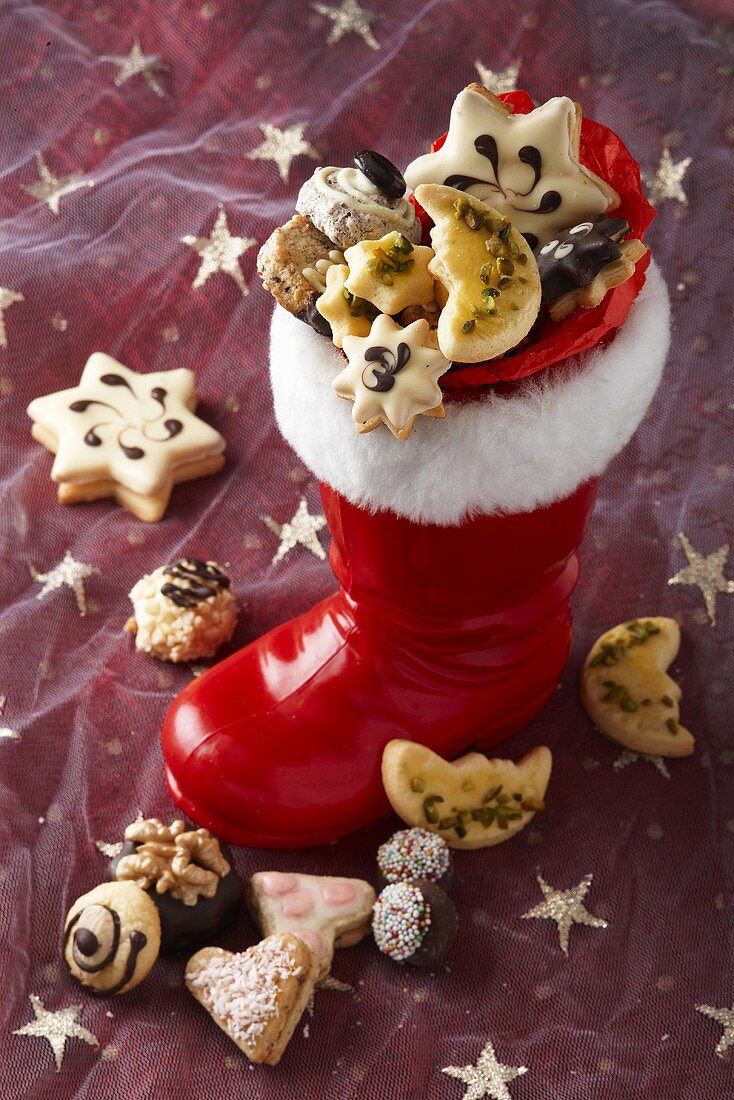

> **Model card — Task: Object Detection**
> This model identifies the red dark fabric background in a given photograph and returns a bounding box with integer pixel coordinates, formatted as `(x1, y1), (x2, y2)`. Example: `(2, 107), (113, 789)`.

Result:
(0, 2), (733, 1098)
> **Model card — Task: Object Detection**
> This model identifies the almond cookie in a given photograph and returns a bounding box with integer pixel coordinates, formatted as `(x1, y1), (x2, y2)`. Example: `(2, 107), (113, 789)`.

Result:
(125, 558), (236, 663)
(344, 231), (436, 315)
(63, 881), (161, 995)
(246, 871), (375, 980)
(415, 184), (541, 363)
(256, 213), (342, 335)
(185, 934), (318, 1065)
(381, 740), (552, 849)
(314, 263), (377, 348)
(580, 617), (694, 757)
(27, 354), (225, 522)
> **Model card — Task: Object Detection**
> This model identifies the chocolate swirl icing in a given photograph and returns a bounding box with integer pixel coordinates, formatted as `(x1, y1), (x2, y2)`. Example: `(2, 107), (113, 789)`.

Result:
(160, 558), (231, 609)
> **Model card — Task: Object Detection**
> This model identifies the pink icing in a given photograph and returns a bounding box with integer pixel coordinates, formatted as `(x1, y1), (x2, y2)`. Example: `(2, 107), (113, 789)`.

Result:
(295, 929), (325, 954)
(260, 872), (297, 897)
(281, 889), (316, 918)
(321, 881), (357, 907)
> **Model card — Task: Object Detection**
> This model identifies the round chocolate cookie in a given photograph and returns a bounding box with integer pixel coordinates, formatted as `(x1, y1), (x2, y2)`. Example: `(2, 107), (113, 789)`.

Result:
(109, 819), (242, 954)
(376, 827), (453, 891)
(372, 880), (458, 967)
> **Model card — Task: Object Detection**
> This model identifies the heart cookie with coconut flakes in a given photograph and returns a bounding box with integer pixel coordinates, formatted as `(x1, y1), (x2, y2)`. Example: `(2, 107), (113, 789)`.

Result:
(185, 933), (318, 1065)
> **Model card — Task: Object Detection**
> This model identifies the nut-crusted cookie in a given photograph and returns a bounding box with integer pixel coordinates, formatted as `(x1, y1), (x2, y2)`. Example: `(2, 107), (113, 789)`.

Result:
(256, 213), (343, 326)
(296, 165), (421, 251)
(344, 231), (436, 315)
(186, 934), (318, 1065)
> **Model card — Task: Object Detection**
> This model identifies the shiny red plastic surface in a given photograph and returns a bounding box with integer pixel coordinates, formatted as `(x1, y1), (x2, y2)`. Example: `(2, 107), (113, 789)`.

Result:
(162, 480), (598, 848)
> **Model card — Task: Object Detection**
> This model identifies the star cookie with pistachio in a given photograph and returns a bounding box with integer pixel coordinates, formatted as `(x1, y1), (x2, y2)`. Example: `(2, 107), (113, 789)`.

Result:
(405, 84), (620, 248)
(27, 353), (225, 522)
(344, 231), (436, 315)
(315, 263), (377, 348)
(334, 314), (450, 440)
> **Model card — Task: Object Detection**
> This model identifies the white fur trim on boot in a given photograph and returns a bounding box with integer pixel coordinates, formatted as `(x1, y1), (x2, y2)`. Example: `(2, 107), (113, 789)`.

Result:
(270, 261), (670, 526)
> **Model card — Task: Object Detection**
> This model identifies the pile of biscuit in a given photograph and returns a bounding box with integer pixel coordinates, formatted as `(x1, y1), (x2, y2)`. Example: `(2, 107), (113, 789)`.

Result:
(258, 83), (647, 441)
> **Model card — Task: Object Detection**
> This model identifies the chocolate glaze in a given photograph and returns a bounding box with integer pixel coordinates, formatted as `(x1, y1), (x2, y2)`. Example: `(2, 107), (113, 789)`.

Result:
(160, 558), (231, 609)
(109, 841), (243, 954)
(99, 931), (148, 996)
(64, 906), (121, 973)
(535, 214), (629, 303)
(408, 880), (458, 967)
(296, 299), (333, 339)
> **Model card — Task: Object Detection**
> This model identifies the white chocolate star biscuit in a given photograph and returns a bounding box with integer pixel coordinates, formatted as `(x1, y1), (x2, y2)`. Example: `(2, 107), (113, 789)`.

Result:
(405, 84), (619, 247)
(344, 231), (436, 314)
(246, 871), (376, 980)
(335, 314), (450, 440)
(27, 353), (225, 522)
(315, 263), (376, 348)
(581, 617), (694, 757)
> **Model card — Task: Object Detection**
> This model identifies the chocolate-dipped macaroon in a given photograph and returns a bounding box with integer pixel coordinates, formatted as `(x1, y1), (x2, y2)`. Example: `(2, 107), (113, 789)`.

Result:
(109, 817), (242, 954)
(372, 880), (458, 967)
(376, 827), (453, 892)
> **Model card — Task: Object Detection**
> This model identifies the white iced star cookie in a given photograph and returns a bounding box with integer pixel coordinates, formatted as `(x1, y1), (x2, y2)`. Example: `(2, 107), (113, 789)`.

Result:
(27, 353), (225, 522)
(405, 84), (620, 247)
(335, 314), (450, 440)
(344, 231), (436, 315)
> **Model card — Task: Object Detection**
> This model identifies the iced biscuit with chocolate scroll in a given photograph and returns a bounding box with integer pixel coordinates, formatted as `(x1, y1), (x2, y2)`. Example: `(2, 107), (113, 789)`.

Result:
(580, 617), (694, 757)
(381, 740), (551, 850)
(246, 871), (375, 980)
(256, 214), (343, 335)
(185, 934), (318, 1065)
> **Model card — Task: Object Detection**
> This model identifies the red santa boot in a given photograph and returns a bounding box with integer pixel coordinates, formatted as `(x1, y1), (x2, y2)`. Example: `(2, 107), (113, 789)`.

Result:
(162, 263), (670, 849)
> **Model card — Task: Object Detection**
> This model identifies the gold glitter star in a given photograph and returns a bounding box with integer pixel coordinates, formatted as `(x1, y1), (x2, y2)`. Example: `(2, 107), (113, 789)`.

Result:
(31, 550), (100, 617)
(13, 995), (98, 1071)
(181, 205), (256, 296)
(668, 533), (734, 627)
(0, 695), (21, 742)
(443, 1038), (528, 1100)
(521, 873), (608, 957)
(473, 59), (521, 94)
(613, 750), (670, 779)
(21, 153), (94, 216)
(247, 122), (319, 183)
(643, 146), (691, 206)
(261, 497), (327, 564)
(697, 1003), (734, 1058)
(0, 287), (24, 350)
(100, 40), (167, 97)
(312, 0), (381, 50)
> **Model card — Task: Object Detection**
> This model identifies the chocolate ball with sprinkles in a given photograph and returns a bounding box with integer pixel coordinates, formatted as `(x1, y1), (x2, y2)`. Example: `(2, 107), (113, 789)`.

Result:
(125, 557), (237, 663)
(372, 880), (458, 967)
(376, 827), (453, 892)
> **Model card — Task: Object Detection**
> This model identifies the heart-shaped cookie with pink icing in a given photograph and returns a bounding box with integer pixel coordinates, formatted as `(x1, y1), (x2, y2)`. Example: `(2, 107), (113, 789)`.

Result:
(246, 872), (376, 980)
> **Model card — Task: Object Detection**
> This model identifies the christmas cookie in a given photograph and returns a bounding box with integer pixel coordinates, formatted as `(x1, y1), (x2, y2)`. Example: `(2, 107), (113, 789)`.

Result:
(256, 213), (342, 336)
(372, 880), (458, 967)
(415, 184), (541, 363)
(63, 881), (161, 995)
(314, 263), (377, 349)
(296, 155), (421, 251)
(536, 216), (647, 321)
(186, 934), (318, 1065)
(246, 871), (375, 980)
(405, 84), (620, 248)
(580, 617), (694, 757)
(376, 827), (453, 891)
(344, 231), (436, 315)
(109, 817), (242, 954)
(335, 314), (450, 440)
(125, 558), (237, 663)
(381, 740), (551, 849)
(27, 354), (225, 522)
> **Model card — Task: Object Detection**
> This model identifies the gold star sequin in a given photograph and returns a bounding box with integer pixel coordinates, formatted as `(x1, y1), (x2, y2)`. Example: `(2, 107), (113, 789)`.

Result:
(697, 1003), (734, 1058)
(247, 122), (319, 183)
(100, 40), (167, 97)
(643, 146), (691, 206)
(0, 695), (21, 742)
(181, 205), (256, 296)
(312, 0), (381, 49)
(0, 287), (24, 350)
(31, 550), (100, 617)
(613, 750), (670, 779)
(13, 995), (98, 1071)
(473, 59), (521, 94)
(21, 153), (94, 216)
(443, 1038), (528, 1100)
(261, 497), (327, 564)
(668, 534), (734, 627)
(521, 873), (608, 956)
